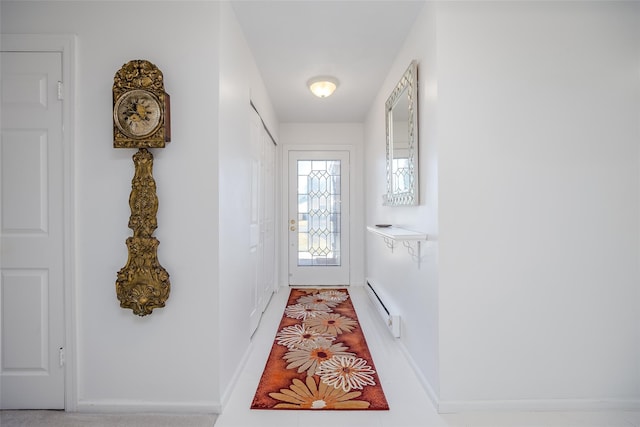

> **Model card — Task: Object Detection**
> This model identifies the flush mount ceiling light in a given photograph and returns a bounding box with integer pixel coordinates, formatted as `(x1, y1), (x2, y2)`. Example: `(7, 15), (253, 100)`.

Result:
(307, 76), (339, 98)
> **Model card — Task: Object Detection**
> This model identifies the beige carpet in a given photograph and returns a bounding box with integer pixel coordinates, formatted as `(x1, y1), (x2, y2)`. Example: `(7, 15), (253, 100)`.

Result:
(0, 411), (216, 427)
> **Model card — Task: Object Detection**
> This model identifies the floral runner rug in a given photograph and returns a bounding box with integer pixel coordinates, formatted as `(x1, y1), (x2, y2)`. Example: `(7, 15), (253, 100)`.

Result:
(251, 287), (389, 410)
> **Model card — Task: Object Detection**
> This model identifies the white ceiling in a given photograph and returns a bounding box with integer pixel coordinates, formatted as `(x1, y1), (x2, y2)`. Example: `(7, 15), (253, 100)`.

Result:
(231, 0), (425, 123)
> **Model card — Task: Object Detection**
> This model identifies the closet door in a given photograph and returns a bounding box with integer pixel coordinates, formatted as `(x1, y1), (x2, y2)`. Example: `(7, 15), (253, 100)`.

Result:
(249, 107), (276, 336)
(260, 133), (276, 312)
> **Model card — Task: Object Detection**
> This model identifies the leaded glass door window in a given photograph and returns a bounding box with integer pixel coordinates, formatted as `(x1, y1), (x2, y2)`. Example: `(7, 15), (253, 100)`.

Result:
(288, 150), (350, 286)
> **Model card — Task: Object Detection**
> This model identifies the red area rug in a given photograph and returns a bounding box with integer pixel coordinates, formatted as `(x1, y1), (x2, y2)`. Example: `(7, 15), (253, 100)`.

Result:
(251, 288), (389, 410)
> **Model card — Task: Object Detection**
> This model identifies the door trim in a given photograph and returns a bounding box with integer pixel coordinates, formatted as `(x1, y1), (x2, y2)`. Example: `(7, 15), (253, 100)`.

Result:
(2, 34), (77, 411)
(280, 145), (355, 287)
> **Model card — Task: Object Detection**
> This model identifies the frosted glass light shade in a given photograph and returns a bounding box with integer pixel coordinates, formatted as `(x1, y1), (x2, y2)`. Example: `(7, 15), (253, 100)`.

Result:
(308, 77), (338, 98)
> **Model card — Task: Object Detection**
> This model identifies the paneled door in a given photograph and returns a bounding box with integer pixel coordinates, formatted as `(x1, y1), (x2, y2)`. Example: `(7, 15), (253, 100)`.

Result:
(249, 107), (276, 336)
(288, 150), (350, 286)
(1, 51), (65, 408)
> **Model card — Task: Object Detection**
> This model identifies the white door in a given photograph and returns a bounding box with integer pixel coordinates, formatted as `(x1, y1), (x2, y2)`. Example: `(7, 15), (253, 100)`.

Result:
(249, 108), (276, 335)
(1, 51), (65, 409)
(288, 150), (350, 286)
(260, 129), (276, 305)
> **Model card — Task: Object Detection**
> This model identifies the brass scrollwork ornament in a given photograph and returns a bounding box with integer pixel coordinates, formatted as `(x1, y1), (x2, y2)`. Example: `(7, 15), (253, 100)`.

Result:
(113, 60), (171, 316)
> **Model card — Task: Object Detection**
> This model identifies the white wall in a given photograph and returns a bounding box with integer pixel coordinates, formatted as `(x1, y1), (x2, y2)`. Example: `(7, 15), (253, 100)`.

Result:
(364, 0), (640, 412)
(217, 1), (278, 404)
(1, 0), (276, 413)
(436, 1), (640, 410)
(363, 1), (440, 401)
(278, 123), (365, 286)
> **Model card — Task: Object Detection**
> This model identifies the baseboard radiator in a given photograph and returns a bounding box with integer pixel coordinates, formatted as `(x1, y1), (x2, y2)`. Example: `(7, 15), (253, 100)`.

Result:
(365, 281), (401, 338)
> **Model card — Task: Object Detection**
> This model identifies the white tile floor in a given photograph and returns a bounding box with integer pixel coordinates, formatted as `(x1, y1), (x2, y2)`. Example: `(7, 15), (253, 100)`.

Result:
(214, 285), (640, 427)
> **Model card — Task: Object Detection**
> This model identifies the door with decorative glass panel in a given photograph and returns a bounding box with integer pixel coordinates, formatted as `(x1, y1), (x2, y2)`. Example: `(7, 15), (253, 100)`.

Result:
(288, 151), (350, 285)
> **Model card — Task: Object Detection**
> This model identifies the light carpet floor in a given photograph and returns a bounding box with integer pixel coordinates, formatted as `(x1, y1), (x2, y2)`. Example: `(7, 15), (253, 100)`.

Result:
(0, 410), (216, 427)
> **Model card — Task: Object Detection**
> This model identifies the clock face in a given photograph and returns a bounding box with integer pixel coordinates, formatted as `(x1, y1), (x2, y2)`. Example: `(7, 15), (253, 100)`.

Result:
(114, 89), (162, 139)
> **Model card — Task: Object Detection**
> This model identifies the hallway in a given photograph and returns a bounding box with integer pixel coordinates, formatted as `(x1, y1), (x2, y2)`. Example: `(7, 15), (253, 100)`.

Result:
(2, 285), (640, 426)
(215, 286), (640, 427)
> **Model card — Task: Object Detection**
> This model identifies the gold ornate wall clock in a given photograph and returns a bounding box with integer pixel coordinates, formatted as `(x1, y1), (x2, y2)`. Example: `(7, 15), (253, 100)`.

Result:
(113, 59), (171, 316)
(114, 90), (162, 139)
(113, 59), (171, 148)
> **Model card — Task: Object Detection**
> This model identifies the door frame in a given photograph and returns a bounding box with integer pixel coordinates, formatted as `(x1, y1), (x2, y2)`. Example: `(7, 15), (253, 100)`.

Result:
(280, 145), (355, 287)
(2, 34), (77, 411)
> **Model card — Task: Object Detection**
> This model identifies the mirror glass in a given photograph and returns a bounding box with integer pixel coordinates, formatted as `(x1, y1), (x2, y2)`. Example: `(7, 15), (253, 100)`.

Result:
(384, 61), (418, 206)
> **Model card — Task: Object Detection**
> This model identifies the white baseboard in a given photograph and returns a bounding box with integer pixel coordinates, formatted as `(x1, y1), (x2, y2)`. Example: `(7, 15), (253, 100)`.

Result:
(391, 324), (640, 414)
(220, 341), (254, 408)
(76, 400), (221, 414)
(396, 339), (440, 410)
(437, 398), (640, 414)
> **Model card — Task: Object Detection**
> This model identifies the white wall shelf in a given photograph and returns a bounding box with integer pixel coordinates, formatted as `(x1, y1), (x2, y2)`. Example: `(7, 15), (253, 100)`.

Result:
(366, 226), (427, 266)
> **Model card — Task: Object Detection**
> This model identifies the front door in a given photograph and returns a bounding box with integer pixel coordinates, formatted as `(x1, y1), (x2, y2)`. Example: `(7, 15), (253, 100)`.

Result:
(288, 150), (350, 286)
(1, 51), (66, 409)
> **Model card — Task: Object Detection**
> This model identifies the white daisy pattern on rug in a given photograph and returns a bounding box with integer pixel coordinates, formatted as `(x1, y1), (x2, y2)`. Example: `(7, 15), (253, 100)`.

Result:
(317, 289), (349, 304)
(283, 338), (354, 376)
(304, 312), (358, 335)
(275, 323), (336, 349)
(297, 294), (341, 308)
(318, 355), (377, 392)
(284, 303), (332, 320)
